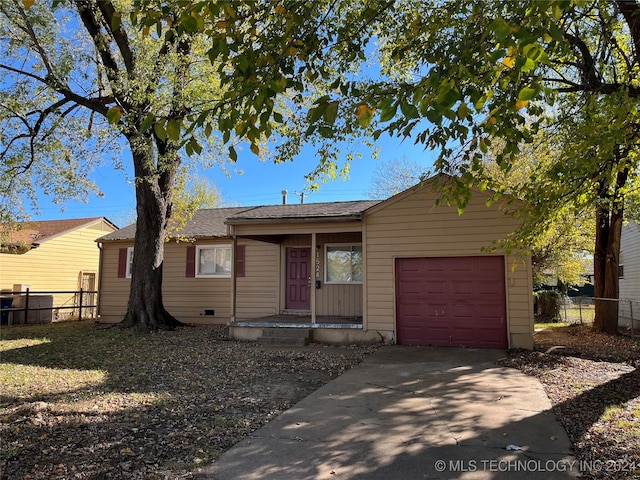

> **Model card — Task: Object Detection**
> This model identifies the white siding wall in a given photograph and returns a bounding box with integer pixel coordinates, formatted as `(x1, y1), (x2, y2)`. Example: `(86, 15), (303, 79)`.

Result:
(619, 221), (640, 327)
(620, 221), (640, 300)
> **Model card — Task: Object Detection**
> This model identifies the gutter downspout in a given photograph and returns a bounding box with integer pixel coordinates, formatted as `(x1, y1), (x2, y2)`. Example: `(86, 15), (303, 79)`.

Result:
(311, 232), (317, 325)
(230, 227), (237, 323)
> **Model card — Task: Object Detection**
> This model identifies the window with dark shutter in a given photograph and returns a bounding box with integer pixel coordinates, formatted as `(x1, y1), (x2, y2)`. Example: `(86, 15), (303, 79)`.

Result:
(186, 245), (196, 277)
(118, 248), (128, 278)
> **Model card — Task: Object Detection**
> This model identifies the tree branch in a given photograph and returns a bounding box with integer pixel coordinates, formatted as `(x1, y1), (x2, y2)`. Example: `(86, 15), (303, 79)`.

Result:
(615, 0), (640, 66)
(74, 0), (128, 110)
(96, 1), (136, 74)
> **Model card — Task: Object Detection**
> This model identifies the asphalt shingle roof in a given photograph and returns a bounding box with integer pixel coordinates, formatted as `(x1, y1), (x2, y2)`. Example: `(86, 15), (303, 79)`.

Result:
(2, 217), (113, 246)
(98, 207), (249, 241)
(98, 200), (382, 241)
(226, 200), (381, 222)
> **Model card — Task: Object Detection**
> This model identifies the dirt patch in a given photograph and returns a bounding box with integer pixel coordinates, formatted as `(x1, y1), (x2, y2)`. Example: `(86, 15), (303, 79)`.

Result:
(501, 325), (640, 480)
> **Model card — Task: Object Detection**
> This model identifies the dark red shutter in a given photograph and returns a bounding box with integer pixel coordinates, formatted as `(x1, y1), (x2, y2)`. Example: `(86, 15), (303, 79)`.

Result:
(118, 248), (128, 278)
(236, 244), (245, 277)
(186, 245), (196, 277)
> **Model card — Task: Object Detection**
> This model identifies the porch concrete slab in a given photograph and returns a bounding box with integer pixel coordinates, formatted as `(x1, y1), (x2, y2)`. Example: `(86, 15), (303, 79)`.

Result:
(195, 346), (578, 479)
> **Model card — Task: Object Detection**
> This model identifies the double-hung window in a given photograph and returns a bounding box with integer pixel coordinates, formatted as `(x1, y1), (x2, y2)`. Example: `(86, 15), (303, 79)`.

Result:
(196, 245), (231, 277)
(325, 244), (362, 284)
(126, 247), (134, 278)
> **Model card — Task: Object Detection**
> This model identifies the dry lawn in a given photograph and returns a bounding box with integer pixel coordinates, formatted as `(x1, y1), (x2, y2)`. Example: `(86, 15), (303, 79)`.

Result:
(0, 321), (376, 479)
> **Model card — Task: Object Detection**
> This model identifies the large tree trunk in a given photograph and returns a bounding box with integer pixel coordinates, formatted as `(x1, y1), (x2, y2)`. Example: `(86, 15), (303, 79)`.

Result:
(593, 169), (627, 334)
(119, 135), (183, 330)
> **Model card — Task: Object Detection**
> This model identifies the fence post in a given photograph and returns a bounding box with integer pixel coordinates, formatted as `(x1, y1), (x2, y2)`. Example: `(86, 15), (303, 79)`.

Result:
(24, 288), (30, 324)
(78, 287), (83, 321)
(579, 298), (583, 324)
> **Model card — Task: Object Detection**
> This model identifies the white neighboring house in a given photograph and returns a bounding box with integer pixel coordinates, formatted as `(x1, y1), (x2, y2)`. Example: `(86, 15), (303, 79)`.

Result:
(619, 220), (640, 329)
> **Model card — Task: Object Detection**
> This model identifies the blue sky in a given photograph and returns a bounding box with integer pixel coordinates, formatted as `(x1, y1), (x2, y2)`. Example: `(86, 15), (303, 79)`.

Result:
(27, 133), (437, 228)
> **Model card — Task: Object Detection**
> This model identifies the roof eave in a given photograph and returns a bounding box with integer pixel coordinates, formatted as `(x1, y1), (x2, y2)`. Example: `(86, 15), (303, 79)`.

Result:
(226, 214), (363, 225)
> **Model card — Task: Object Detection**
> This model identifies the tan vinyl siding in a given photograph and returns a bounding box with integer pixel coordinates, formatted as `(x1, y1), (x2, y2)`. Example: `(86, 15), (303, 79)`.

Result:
(0, 219), (115, 318)
(364, 185), (534, 349)
(236, 240), (279, 318)
(232, 220), (364, 236)
(315, 233), (363, 316)
(316, 283), (362, 316)
(162, 241), (232, 324)
(97, 241), (133, 323)
(99, 239), (235, 325)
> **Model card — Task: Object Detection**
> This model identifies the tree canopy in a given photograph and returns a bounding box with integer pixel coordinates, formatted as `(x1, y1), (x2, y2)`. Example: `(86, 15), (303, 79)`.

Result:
(2, 0), (639, 331)
(145, 0), (638, 332)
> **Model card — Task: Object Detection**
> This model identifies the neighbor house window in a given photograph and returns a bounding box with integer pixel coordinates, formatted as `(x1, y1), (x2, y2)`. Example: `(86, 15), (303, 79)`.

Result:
(325, 244), (362, 283)
(196, 245), (231, 277)
(619, 251), (624, 279)
(126, 247), (134, 278)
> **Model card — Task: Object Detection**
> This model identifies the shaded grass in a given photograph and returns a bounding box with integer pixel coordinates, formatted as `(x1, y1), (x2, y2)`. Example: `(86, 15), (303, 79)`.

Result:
(535, 322), (571, 329)
(1, 321), (376, 479)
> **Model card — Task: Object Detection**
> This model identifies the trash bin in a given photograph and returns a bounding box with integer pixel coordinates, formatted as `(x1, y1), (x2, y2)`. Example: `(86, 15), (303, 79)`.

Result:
(0, 297), (12, 326)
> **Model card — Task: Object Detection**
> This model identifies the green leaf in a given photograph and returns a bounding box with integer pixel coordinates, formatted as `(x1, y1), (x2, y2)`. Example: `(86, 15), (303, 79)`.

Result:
(250, 142), (260, 155)
(228, 145), (237, 162)
(399, 101), (419, 119)
(457, 103), (471, 120)
(154, 122), (167, 141)
(111, 12), (121, 30)
(379, 103), (398, 122)
(140, 114), (155, 133)
(318, 126), (334, 138)
(166, 119), (180, 141)
(182, 15), (198, 33)
(517, 87), (537, 101)
(308, 102), (328, 124)
(489, 18), (511, 41)
(425, 108), (442, 125)
(106, 106), (122, 125)
(323, 101), (339, 125)
(190, 138), (203, 155)
(520, 58), (536, 72)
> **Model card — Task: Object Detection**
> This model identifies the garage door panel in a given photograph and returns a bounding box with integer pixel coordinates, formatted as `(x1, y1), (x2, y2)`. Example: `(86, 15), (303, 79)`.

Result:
(396, 256), (507, 348)
(452, 281), (473, 295)
(424, 280), (447, 295)
(452, 303), (474, 318)
(397, 280), (421, 295)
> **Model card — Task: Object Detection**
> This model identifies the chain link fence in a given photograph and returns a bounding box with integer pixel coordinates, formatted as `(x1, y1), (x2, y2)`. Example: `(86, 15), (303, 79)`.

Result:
(559, 296), (638, 338)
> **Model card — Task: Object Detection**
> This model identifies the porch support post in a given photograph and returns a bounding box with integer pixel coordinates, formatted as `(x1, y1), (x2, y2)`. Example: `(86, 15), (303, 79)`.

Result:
(230, 230), (237, 323)
(311, 232), (317, 324)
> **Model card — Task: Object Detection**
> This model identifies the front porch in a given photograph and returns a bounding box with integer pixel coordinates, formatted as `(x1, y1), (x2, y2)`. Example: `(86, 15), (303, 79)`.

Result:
(229, 314), (363, 329)
(227, 314), (386, 345)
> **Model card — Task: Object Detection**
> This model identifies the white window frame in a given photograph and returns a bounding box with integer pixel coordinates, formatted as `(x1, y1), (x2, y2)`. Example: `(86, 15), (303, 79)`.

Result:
(126, 247), (134, 279)
(324, 243), (363, 284)
(195, 245), (232, 278)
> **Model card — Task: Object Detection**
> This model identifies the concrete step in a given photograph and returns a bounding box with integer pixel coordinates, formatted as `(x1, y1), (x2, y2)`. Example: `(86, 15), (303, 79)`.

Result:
(257, 328), (312, 346)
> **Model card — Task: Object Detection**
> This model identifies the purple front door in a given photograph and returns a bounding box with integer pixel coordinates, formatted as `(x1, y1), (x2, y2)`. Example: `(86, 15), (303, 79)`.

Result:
(286, 247), (311, 310)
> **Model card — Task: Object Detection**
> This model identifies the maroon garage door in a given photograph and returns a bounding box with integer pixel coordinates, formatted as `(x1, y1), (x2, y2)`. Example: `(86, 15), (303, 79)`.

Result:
(396, 256), (507, 348)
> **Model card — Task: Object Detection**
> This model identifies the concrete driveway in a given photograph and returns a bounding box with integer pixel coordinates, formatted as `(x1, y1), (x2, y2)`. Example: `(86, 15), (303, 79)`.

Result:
(196, 346), (578, 479)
